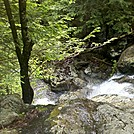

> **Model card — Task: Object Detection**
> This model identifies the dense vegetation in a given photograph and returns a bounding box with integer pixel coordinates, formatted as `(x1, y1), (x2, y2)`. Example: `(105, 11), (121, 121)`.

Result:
(0, 0), (134, 103)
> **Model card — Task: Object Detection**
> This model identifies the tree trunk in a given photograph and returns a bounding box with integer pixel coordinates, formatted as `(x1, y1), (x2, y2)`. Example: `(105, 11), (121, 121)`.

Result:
(20, 59), (34, 104)
(3, 0), (34, 104)
(19, 0), (34, 104)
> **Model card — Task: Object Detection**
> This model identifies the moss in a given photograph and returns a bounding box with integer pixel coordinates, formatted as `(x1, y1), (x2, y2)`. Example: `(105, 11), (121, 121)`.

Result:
(35, 106), (48, 112)
(49, 107), (60, 118)
(44, 106), (61, 127)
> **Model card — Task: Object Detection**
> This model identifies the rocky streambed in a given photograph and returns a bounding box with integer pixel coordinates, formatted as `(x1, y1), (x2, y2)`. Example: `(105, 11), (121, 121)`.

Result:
(1, 76), (134, 134)
(1, 92), (134, 134)
(0, 45), (134, 134)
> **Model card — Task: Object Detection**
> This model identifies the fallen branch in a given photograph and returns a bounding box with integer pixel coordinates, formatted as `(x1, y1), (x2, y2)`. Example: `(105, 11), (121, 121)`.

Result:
(92, 56), (112, 66)
(90, 31), (134, 51)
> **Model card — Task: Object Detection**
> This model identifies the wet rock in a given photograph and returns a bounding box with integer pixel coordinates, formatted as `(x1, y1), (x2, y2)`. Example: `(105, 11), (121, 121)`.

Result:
(58, 90), (86, 103)
(92, 94), (134, 113)
(84, 66), (92, 76)
(113, 75), (134, 84)
(96, 103), (134, 134)
(51, 79), (78, 92)
(73, 50), (112, 80)
(48, 49), (112, 93)
(117, 45), (134, 74)
(32, 80), (58, 105)
(73, 77), (87, 88)
(51, 78), (87, 92)
(21, 98), (134, 134)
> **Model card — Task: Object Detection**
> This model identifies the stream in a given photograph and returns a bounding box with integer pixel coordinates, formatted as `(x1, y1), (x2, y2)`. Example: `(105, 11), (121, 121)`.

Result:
(33, 73), (134, 105)
(87, 74), (134, 99)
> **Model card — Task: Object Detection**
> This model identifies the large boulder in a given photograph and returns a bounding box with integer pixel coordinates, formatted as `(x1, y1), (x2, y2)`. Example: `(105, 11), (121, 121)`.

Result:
(0, 109), (19, 128)
(92, 94), (134, 113)
(95, 102), (134, 134)
(117, 45), (134, 74)
(21, 96), (134, 134)
(0, 94), (25, 127)
(0, 94), (25, 113)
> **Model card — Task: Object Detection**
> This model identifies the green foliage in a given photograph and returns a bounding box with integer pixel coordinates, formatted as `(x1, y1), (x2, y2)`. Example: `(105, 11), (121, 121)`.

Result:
(0, 0), (83, 95)
(26, 0), (87, 80)
(84, 27), (101, 40)
(68, 0), (134, 40)
(1, 0), (133, 96)
(0, 40), (21, 95)
(0, 73), (21, 95)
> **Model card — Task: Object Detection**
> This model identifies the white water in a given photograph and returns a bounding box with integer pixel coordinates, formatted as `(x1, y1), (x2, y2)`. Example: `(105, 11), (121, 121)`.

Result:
(33, 74), (134, 105)
(32, 80), (57, 105)
(33, 98), (55, 105)
(87, 74), (134, 99)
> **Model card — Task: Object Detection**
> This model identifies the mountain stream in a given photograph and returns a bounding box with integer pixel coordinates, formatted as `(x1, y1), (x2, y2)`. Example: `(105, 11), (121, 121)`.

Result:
(33, 73), (134, 105)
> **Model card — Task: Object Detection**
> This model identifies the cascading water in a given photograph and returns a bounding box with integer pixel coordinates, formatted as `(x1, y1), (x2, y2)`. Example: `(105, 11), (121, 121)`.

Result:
(32, 74), (134, 105)
(32, 80), (57, 105)
(87, 73), (134, 99)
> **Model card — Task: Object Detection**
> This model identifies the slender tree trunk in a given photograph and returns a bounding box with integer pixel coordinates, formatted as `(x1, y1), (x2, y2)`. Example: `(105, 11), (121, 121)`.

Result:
(3, 0), (34, 104)
(20, 59), (34, 104)
(19, 0), (34, 104)
(3, 0), (21, 61)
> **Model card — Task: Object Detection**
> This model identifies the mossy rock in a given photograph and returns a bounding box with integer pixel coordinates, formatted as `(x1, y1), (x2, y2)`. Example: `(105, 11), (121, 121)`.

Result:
(20, 98), (134, 134)
(118, 45), (134, 74)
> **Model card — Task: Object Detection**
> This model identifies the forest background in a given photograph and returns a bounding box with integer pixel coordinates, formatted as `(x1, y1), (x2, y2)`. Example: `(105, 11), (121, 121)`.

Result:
(0, 0), (134, 104)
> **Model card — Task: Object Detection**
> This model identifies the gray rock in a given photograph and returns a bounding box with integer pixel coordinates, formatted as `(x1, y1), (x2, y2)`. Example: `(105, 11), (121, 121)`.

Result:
(0, 109), (18, 127)
(92, 94), (134, 113)
(59, 91), (85, 103)
(0, 129), (18, 134)
(113, 75), (134, 84)
(72, 77), (87, 88)
(0, 94), (25, 127)
(97, 103), (134, 134)
(51, 78), (87, 92)
(118, 45), (134, 74)
(0, 94), (25, 113)
(21, 98), (134, 134)
(84, 66), (92, 76)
